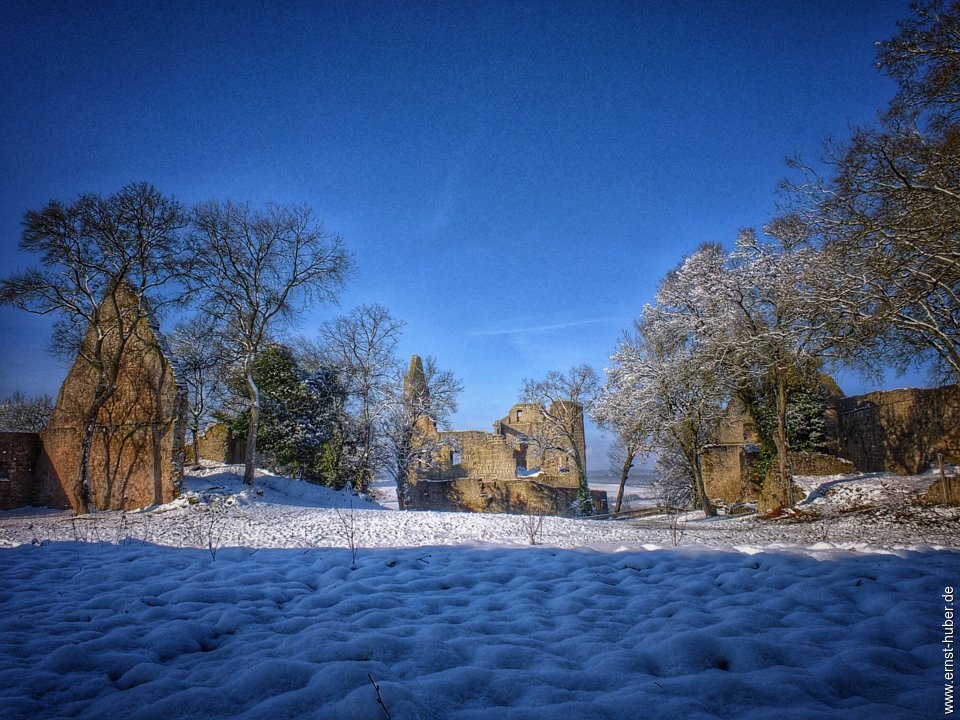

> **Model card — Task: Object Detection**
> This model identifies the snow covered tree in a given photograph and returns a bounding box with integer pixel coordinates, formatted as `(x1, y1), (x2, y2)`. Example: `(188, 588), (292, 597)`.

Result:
(593, 352), (650, 514)
(385, 355), (462, 510)
(188, 201), (351, 485)
(602, 284), (727, 517)
(521, 365), (599, 515)
(694, 231), (833, 509)
(318, 304), (405, 493)
(0, 391), (54, 432)
(0, 182), (188, 513)
(653, 444), (694, 545)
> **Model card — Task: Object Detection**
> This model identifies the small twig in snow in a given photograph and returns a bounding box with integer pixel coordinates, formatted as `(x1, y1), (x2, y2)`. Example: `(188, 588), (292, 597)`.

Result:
(368, 674), (392, 719)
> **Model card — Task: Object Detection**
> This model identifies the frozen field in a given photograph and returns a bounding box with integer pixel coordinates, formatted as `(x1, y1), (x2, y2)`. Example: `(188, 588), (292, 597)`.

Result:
(1, 466), (958, 719)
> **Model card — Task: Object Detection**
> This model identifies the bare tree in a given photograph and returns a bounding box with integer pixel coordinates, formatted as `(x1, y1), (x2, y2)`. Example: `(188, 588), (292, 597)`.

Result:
(779, 1), (960, 385)
(0, 391), (54, 432)
(521, 365), (598, 515)
(168, 316), (230, 467)
(188, 201), (351, 485)
(318, 304), (405, 492)
(0, 183), (188, 513)
(385, 355), (462, 510)
(879, 0), (960, 132)
(653, 444), (694, 546)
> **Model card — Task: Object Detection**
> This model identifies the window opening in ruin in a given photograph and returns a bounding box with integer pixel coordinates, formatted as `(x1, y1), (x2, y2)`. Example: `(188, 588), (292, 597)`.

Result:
(516, 409), (523, 421)
(452, 450), (461, 466)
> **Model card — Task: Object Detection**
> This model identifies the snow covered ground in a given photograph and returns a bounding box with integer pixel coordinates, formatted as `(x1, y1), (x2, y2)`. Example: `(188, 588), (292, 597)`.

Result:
(1, 465), (958, 718)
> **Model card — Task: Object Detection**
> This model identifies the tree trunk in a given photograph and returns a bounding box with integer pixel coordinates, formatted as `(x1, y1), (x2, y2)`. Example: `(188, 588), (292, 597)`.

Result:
(394, 460), (409, 511)
(572, 445), (592, 515)
(774, 374), (793, 508)
(577, 472), (592, 516)
(73, 415), (96, 515)
(191, 423), (201, 469)
(615, 448), (635, 514)
(244, 357), (260, 486)
(73, 386), (113, 515)
(692, 448), (716, 517)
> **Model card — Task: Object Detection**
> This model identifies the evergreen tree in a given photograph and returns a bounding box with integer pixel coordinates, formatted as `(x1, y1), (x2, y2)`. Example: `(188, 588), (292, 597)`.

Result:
(220, 344), (347, 486)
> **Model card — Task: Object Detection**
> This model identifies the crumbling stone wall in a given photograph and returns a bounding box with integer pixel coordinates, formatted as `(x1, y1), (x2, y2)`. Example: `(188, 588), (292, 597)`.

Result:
(702, 384), (960, 505)
(185, 423), (238, 465)
(408, 389), (602, 515)
(923, 474), (960, 505)
(41, 288), (187, 512)
(0, 432), (69, 510)
(410, 477), (608, 517)
(701, 445), (755, 505)
(791, 451), (856, 477)
(835, 386), (960, 475)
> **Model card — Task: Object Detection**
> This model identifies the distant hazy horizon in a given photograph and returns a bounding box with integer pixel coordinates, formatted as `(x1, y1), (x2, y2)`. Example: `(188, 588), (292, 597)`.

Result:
(588, 467), (656, 486)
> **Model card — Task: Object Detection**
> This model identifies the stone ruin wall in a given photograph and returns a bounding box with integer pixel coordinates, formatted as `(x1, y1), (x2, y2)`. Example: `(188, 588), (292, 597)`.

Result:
(835, 385), (960, 475)
(409, 477), (608, 517)
(185, 423), (241, 465)
(0, 432), (69, 511)
(41, 309), (187, 512)
(702, 384), (960, 506)
(410, 401), (599, 515)
(2, 286), (188, 513)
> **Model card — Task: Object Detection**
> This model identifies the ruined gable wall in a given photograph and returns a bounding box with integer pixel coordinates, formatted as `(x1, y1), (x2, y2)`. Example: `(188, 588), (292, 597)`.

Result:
(41, 296), (187, 512)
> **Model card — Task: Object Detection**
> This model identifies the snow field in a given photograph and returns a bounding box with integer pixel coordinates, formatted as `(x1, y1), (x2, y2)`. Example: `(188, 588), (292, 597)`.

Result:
(0, 540), (952, 719)
(1, 466), (957, 718)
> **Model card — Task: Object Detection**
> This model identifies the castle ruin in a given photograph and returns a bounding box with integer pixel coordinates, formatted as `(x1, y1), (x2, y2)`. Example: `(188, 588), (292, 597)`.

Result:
(406, 356), (607, 516)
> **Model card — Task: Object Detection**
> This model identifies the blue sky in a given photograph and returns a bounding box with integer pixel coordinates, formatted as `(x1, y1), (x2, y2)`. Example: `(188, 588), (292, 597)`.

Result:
(0, 0), (916, 467)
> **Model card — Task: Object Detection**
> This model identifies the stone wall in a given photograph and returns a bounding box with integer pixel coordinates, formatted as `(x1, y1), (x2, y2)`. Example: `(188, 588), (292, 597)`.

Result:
(185, 423), (239, 465)
(835, 386), (960, 475)
(791, 451), (856, 477)
(496, 403), (585, 475)
(702, 384), (960, 506)
(408, 388), (603, 515)
(41, 285), (187, 512)
(0, 432), (69, 510)
(409, 476), (608, 517)
(701, 445), (755, 505)
(923, 474), (960, 505)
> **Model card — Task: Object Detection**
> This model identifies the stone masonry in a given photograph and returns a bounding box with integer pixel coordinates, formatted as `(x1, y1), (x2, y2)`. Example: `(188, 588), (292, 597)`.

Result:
(702, 383), (960, 507)
(407, 361), (607, 516)
(38, 284), (187, 512)
(0, 432), (69, 510)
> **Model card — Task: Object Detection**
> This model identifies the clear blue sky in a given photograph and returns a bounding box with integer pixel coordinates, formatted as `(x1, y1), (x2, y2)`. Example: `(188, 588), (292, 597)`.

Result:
(0, 0), (916, 468)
